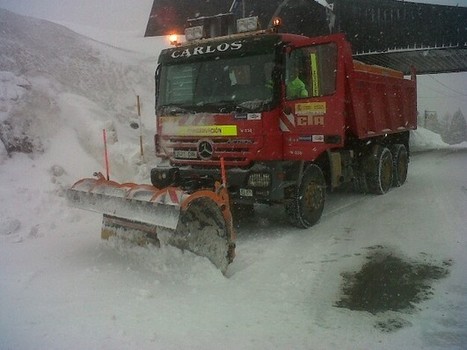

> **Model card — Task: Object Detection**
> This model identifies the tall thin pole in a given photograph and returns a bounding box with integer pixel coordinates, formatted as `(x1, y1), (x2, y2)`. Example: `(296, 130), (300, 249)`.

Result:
(103, 129), (110, 180)
(136, 95), (144, 159)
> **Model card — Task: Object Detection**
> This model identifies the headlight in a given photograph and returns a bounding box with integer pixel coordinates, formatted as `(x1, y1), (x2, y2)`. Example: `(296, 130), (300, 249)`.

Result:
(247, 173), (271, 188)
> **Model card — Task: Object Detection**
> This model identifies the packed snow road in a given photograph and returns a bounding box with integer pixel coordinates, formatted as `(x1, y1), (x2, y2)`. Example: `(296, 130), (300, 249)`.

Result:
(1, 148), (466, 350)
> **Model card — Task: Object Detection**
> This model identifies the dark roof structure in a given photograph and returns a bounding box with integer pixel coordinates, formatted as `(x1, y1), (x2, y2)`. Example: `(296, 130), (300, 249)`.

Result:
(144, 0), (467, 75)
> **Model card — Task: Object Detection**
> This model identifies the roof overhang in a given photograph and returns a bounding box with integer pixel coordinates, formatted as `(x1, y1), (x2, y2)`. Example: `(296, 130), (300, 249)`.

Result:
(355, 46), (467, 75)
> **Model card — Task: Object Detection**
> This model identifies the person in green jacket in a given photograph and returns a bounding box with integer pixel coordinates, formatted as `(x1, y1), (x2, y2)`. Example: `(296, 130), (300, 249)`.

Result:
(287, 68), (309, 99)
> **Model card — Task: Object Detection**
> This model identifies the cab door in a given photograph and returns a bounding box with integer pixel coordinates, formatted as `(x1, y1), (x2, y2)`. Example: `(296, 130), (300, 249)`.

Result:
(280, 34), (347, 161)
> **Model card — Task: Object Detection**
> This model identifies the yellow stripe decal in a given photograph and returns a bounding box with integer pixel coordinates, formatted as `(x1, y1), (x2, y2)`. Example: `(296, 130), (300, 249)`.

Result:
(310, 53), (319, 97)
(178, 125), (238, 136)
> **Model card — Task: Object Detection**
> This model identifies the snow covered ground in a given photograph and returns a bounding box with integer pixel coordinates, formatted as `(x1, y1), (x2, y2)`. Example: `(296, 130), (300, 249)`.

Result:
(1, 8), (466, 350)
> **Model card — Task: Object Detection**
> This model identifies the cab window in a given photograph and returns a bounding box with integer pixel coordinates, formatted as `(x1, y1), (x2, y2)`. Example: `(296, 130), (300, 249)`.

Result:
(286, 43), (337, 100)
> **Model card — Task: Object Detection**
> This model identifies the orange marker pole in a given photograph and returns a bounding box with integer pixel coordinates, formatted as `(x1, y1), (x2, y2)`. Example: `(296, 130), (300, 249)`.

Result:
(220, 157), (227, 186)
(103, 129), (110, 180)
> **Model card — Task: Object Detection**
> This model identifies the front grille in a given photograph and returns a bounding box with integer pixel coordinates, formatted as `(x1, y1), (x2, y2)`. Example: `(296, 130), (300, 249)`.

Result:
(165, 137), (258, 167)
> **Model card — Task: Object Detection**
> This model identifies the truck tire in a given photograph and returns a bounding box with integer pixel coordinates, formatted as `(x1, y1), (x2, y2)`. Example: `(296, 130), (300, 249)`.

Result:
(390, 144), (408, 187)
(367, 146), (393, 195)
(285, 164), (326, 228)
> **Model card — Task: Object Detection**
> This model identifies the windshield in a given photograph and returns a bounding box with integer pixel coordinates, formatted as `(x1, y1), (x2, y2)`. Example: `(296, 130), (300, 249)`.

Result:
(157, 53), (276, 113)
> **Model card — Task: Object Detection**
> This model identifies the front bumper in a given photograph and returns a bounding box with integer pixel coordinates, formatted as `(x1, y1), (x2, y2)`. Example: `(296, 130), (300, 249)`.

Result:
(151, 161), (296, 204)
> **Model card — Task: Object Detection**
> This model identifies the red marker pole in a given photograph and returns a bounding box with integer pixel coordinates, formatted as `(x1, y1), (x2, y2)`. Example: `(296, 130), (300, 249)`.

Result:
(103, 129), (110, 180)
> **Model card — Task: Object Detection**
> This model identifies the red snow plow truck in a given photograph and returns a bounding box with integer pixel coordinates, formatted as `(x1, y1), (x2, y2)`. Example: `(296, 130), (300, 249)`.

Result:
(67, 15), (417, 273)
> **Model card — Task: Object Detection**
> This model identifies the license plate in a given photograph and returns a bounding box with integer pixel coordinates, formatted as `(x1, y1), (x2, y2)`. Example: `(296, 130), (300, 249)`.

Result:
(174, 150), (197, 159)
(240, 188), (253, 197)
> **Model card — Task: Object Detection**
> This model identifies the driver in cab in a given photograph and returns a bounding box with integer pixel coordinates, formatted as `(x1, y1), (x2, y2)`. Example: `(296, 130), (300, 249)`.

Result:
(286, 67), (308, 99)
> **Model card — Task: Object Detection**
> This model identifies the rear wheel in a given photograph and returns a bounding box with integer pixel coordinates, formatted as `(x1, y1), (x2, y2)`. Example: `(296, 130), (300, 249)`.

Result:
(366, 146), (393, 195)
(390, 144), (408, 187)
(285, 164), (326, 228)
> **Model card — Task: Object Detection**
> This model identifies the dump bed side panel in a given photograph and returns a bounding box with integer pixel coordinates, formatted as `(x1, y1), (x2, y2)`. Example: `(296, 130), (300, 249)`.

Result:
(345, 62), (417, 139)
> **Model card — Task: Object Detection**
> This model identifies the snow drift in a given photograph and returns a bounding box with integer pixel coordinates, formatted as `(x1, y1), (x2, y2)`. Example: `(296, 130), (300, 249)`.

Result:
(0, 9), (158, 181)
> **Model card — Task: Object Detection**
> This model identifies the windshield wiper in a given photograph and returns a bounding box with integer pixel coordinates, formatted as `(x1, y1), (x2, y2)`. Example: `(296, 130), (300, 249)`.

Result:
(197, 101), (238, 113)
(159, 104), (194, 115)
(199, 100), (263, 113)
(235, 103), (257, 113)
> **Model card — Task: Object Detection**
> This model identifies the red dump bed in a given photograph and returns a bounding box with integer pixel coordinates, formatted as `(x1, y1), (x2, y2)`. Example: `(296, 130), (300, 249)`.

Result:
(345, 60), (417, 139)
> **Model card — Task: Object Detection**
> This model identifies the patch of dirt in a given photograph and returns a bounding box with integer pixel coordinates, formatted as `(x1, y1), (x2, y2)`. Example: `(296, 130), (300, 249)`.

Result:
(335, 247), (451, 332)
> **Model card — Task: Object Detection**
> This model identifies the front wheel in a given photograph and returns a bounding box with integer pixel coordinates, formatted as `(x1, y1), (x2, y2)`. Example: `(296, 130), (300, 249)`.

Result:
(285, 164), (326, 228)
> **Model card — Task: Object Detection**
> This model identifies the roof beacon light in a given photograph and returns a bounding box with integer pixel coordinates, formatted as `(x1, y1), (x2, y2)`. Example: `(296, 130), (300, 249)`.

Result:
(185, 25), (204, 41)
(169, 34), (179, 46)
(272, 17), (282, 30)
(237, 16), (259, 33)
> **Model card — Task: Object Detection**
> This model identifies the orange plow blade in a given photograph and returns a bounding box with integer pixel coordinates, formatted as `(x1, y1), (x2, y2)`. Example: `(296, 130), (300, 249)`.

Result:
(66, 172), (235, 273)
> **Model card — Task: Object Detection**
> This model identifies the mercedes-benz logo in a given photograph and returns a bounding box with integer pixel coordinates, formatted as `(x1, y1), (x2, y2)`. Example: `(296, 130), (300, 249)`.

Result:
(197, 140), (214, 160)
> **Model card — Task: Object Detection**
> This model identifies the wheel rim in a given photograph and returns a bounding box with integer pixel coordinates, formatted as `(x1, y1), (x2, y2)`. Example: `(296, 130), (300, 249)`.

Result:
(303, 180), (324, 211)
(286, 165), (325, 228)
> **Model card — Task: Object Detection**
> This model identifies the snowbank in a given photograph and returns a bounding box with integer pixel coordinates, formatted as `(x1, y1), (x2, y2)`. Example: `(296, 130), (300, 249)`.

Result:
(410, 127), (450, 152)
(0, 8), (165, 181)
